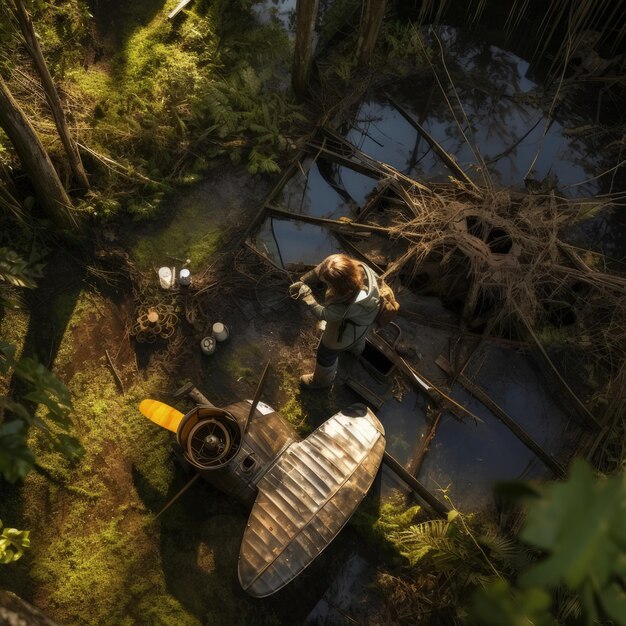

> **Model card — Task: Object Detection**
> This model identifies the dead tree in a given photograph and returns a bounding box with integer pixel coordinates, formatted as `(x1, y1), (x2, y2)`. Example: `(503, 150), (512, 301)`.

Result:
(356, 0), (387, 66)
(0, 75), (76, 229)
(292, 0), (319, 97)
(0, 591), (60, 626)
(9, 0), (90, 192)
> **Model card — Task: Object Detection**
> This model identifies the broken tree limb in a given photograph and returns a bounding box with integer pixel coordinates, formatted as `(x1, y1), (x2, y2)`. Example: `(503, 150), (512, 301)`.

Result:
(383, 451), (449, 517)
(10, 0), (90, 192)
(265, 204), (392, 235)
(366, 330), (484, 424)
(105, 349), (124, 394)
(408, 409), (442, 477)
(398, 354), (484, 425)
(435, 355), (567, 478)
(385, 93), (480, 193)
(316, 128), (436, 195)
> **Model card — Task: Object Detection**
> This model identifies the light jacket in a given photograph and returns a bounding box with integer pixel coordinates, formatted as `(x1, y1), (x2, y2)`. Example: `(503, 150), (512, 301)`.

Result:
(301, 262), (380, 350)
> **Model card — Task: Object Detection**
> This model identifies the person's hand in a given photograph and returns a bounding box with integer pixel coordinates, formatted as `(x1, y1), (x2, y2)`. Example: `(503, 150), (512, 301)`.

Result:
(289, 282), (312, 300)
(289, 281), (303, 298)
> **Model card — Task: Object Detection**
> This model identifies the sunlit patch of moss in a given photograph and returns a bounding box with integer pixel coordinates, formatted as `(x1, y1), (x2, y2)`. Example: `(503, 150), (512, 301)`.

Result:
(53, 289), (99, 373)
(32, 515), (148, 625)
(66, 65), (113, 100)
(277, 395), (308, 433)
(0, 309), (29, 396)
(276, 366), (312, 436)
(222, 343), (263, 385)
(131, 202), (223, 270)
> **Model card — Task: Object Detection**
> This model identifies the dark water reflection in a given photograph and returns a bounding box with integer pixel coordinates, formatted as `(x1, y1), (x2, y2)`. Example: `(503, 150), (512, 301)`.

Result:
(348, 29), (603, 196)
(250, 24), (609, 517)
(253, 217), (342, 266)
(277, 158), (379, 218)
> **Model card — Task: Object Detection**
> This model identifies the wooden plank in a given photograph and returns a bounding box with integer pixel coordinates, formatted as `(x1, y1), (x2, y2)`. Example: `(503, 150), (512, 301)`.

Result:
(435, 356), (567, 478)
(366, 331), (484, 424)
(344, 376), (385, 409)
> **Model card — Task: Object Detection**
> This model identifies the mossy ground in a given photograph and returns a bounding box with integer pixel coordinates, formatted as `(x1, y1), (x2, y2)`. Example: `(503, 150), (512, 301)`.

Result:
(130, 199), (224, 270)
(0, 283), (284, 625)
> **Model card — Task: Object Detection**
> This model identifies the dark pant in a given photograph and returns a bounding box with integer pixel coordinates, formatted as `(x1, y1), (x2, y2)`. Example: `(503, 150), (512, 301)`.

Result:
(316, 340), (340, 367)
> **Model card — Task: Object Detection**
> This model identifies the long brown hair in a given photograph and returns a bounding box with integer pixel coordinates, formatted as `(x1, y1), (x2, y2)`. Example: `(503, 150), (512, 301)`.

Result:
(318, 254), (364, 301)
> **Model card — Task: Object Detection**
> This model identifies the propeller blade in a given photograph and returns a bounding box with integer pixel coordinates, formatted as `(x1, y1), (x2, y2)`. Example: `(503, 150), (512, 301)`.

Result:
(244, 360), (271, 433)
(139, 399), (184, 432)
(153, 473), (201, 520)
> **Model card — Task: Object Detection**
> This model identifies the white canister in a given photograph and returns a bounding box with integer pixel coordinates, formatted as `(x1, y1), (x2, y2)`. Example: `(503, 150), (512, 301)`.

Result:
(179, 268), (191, 286)
(158, 266), (174, 289)
(200, 336), (216, 355)
(212, 322), (229, 342)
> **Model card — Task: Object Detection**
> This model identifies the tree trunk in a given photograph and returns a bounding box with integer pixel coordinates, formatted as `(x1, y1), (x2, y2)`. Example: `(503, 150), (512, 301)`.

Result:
(292, 0), (319, 98)
(10, 0), (90, 192)
(356, 0), (387, 66)
(0, 76), (76, 229)
(0, 591), (60, 626)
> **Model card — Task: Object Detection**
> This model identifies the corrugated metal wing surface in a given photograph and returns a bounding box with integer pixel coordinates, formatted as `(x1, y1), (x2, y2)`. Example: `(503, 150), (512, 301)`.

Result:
(238, 406), (385, 597)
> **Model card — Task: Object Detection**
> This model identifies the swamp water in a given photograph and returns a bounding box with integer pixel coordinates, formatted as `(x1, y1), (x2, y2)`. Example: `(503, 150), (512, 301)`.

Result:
(251, 26), (592, 505)
(245, 25), (608, 620)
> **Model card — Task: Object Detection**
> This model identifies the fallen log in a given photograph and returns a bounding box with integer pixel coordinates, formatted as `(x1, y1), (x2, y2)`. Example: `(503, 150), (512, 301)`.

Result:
(383, 451), (450, 517)
(265, 204), (391, 235)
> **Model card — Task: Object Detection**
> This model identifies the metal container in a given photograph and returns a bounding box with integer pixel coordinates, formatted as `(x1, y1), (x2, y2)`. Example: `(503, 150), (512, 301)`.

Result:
(212, 322), (229, 342)
(179, 268), (191, 286)
(200, 336), (216, 355)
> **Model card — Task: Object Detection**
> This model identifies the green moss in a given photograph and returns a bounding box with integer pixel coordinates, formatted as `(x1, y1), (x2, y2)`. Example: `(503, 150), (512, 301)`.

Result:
(276, 365), (313, 435)
(223, 343), (263, 384)
(66, 66), (113, 100)
(131, 206), (222, 270)
(0, 309), (29, 366)
(51, 289), (95, 371)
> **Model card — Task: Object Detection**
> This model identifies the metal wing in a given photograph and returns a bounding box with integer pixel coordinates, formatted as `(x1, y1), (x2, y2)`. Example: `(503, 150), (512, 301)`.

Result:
(238, 404), (385, 597)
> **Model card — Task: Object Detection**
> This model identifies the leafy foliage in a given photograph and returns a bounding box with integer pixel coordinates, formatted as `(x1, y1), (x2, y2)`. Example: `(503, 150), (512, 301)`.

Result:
(469, 460), (626, 625)
(371, 502), (529, 621)
(0, 519), (30, 564)
(470, 579), (553, 626)
(380, 21), (430, 66)
(197, 63), (305, 174)
(0, 249), (82, 482)
(0, 247), (41, 309)
(519, 460), (626, 624)
(393, 508), (523, 585)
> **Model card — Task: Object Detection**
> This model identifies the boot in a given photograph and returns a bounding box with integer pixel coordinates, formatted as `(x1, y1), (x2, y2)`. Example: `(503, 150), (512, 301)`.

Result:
(300, 362), (337, 389)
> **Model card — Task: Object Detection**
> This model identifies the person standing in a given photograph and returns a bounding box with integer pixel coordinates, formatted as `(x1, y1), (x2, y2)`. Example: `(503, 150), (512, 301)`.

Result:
(289, 254), (380, 388)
